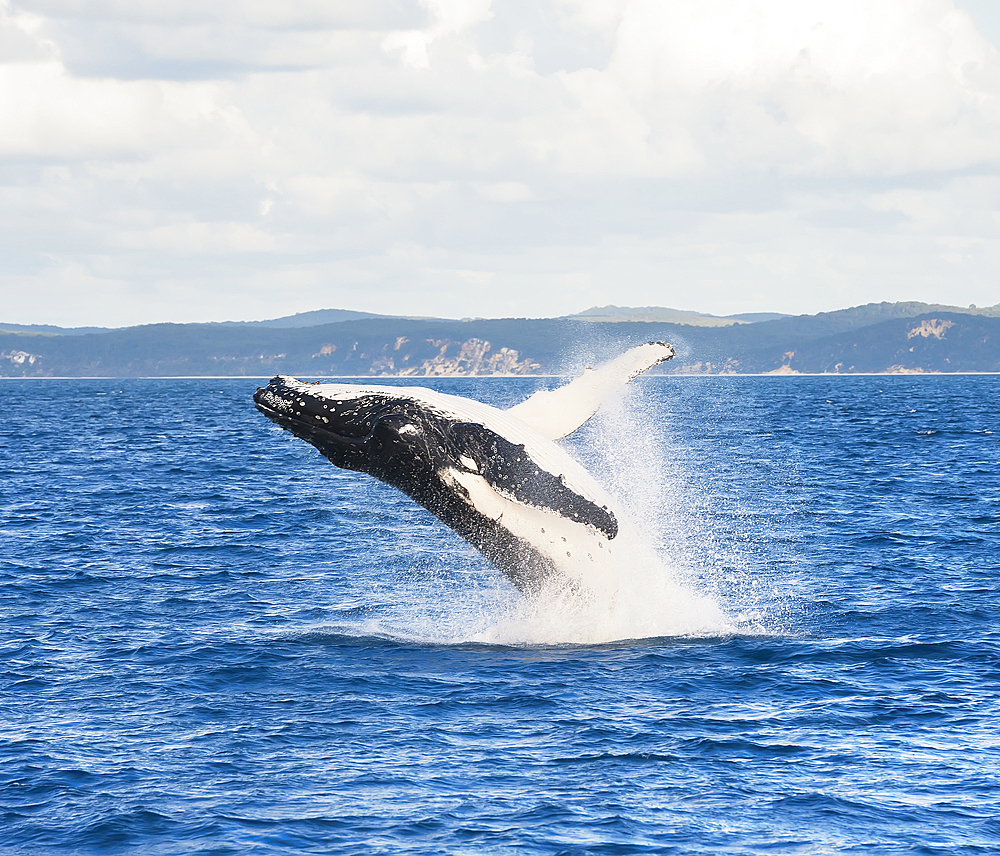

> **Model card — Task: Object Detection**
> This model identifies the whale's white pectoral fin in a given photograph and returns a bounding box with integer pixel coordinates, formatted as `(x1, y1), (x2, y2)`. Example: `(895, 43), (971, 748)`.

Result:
(506, 341), (675, 440)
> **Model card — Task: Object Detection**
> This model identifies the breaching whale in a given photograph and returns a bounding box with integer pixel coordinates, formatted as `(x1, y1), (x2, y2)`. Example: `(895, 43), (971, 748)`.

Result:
(253, 342), (674, 594)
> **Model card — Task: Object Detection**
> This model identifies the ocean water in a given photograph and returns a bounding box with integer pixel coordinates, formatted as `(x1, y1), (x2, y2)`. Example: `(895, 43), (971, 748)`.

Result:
(1, 375), (998, 855)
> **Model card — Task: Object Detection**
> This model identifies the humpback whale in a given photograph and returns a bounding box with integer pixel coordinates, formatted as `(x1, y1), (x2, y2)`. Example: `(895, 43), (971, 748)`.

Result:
(254, 342), (674, 594)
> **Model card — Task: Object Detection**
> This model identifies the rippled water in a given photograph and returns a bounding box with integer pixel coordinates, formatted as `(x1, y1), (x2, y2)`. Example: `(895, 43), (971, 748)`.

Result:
(2, 376), (998, 854)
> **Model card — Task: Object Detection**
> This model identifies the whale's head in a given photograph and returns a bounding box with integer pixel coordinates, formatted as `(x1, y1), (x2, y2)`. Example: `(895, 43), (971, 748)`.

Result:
(253, 376), (454, 482)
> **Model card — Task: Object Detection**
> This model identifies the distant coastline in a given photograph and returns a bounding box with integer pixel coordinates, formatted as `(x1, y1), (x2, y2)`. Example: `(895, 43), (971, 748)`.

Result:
(2, 301), (998, 378)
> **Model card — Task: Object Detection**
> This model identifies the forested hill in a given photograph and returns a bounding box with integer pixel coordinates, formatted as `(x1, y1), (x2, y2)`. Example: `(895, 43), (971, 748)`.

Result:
(1, 302), (998, 377)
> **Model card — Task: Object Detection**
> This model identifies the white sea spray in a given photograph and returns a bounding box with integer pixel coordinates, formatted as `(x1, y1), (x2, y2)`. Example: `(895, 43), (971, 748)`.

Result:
(470, 382), (736, 645)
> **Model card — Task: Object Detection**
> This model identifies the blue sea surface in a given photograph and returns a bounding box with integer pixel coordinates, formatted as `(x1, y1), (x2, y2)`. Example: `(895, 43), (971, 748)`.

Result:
(1, 375), (998, 854)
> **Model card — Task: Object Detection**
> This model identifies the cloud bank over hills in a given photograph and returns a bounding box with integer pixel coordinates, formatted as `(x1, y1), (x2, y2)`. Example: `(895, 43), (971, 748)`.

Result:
(2, 0), (999, 327)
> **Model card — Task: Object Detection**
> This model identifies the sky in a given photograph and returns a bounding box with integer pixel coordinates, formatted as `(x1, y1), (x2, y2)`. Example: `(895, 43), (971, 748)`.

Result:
(1, 0), (999, 327)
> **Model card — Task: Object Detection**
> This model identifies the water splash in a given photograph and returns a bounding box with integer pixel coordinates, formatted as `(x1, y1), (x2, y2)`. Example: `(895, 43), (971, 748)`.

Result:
(468, 382), (736, 645)
(579, 381), (786, 640)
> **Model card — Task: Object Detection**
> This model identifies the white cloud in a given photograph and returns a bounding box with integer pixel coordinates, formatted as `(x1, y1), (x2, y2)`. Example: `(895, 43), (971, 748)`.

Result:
(474, 181), (534, 202)
(0, 61), (240, 159)
(383, 0), (493, 68)
(1, 0), (999, 326)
